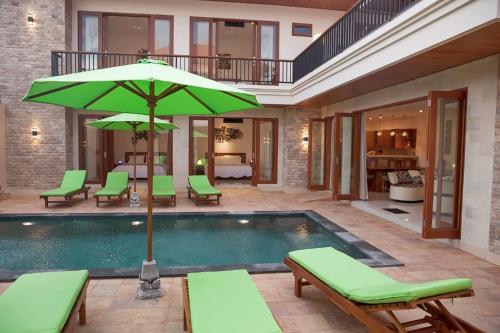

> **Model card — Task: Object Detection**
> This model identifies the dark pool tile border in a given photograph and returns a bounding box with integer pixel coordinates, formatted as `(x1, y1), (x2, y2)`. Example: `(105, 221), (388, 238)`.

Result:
(0, 210), (401, 281)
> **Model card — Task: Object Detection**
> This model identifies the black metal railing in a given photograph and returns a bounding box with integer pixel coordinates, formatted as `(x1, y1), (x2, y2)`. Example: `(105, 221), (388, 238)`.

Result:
(293, 0), (421, 82)
(51, 51), (294, 84)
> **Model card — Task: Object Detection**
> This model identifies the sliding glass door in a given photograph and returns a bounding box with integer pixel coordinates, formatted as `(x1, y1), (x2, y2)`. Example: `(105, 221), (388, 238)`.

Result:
(308, 118), (331, 190)
(257, 22), (278, 83)
(78, 115), (104, 184)
(423, 90), (466, 239)
(332, 113), (361, 200)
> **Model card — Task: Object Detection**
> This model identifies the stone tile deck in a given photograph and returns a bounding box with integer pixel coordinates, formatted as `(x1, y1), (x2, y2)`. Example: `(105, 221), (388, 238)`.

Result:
(0, 186), (499, 332)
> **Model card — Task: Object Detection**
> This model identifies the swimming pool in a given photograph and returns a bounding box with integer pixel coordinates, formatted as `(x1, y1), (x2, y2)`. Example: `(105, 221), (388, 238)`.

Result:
(0, 211), (400, 279)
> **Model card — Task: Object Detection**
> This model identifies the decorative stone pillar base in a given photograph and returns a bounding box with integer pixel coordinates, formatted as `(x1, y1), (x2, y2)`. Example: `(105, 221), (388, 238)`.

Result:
(130, 192), (140, 208)
(136, 259), (164, 299)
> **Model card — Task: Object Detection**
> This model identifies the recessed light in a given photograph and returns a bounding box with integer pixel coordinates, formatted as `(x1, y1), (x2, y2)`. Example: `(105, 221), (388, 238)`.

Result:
(368, 117), (373, 120)
(419, 109), (423, 113)
(378, 115), (383, 119)
(238, 219), (249, 224)
(22, 222), (34, 226)
(131, 221), (144, 226)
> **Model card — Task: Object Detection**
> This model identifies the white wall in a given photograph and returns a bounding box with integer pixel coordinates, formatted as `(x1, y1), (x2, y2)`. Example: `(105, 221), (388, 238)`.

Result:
(71, 0), (342, 59)
(0, 104), (6, 192)
(322, 55), (500, 265)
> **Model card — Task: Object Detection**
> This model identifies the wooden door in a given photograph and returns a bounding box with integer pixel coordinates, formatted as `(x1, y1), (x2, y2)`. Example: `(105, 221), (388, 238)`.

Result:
(308, 118), (331, 190)
(253, 118), (278, 184)
(332, 113), (361, 200)
(189, 117), (214, 184)
(422, 90), (467, 239)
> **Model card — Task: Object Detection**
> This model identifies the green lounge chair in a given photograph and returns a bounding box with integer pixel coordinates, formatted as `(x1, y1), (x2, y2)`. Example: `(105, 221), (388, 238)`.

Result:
(40, 170), (90, 208)
(187, 175), (222, 205)
(182, 269), (282, 333)
(0, 270), (89, 333)
(153, 175), (176, 206)
(285, 247), (482, 333)
(94, 171), (131, 207)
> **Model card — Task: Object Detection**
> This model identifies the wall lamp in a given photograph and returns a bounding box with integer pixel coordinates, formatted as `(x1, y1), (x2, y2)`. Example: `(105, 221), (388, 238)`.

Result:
(31, 127), (39, 138)
(27, 13), (35, 25)
(303, 136), (309, 142)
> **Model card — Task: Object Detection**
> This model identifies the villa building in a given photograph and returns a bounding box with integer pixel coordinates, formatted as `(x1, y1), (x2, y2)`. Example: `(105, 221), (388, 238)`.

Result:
(1, 0), (500, 268)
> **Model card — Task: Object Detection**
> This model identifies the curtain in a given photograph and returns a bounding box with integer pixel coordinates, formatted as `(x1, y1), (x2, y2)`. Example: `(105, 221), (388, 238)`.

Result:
(359, 113), (369, 200)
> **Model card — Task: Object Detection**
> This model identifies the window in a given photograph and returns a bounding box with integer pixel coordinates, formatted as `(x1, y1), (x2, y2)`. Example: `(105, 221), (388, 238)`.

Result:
(292, 23), (312, 37)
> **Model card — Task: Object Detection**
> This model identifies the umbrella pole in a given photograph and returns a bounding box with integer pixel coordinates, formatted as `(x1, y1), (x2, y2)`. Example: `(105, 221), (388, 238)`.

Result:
(133, 127), (137, 193)
(147, 104), (154, 262)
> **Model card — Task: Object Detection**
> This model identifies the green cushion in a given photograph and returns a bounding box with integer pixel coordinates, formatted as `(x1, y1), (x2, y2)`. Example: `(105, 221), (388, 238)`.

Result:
(95, 172), (129, 196)
(289, 247), (472, 304)
(153, 175), (176, 196)
(188, 270), (282, 333)
(188, 175), (221, 195)
(40, 170), (86, 197)
(0, 270), (89, 333)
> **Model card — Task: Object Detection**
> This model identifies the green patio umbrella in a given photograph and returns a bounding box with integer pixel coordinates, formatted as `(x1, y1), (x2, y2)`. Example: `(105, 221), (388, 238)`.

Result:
(23, 59), (261, 269)
(85, 113), (178, 193)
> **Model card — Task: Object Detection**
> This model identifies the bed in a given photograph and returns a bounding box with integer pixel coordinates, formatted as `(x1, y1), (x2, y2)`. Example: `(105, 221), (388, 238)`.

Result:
(214, 153), (252, 179)
(112, 152), (167, 179)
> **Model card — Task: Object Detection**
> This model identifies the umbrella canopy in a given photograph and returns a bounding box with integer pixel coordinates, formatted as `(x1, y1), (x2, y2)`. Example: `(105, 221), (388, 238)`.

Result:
(85, 113), (178, 192)
(85, 113), (178, 132)
(23, 59), (261, 115)
(23, 59), (262, 265)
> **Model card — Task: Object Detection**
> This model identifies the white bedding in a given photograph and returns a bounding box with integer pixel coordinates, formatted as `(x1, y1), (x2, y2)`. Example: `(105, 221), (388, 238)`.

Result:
(112, 164), (167, 179)
(214, 164), (252, 178)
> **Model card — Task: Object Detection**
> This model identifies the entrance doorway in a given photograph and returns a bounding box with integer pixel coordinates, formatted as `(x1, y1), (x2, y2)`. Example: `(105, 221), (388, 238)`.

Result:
(189, 117), (278, 186)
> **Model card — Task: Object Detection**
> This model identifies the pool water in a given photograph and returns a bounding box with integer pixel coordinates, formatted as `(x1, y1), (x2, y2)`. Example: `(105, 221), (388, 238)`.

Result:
(0, 212), (367, 272)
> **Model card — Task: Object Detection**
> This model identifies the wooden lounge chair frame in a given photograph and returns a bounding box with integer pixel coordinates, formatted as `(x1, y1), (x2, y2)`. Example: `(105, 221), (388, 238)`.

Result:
(94, 187), (131, 207)
(284, 257), (484, 333)
(40, 186), (91, 208)
(186, 186), (221, 205)
(153, 194), (176, 206)
(181, 278), (282, 333)
(61, 276), (89, 333)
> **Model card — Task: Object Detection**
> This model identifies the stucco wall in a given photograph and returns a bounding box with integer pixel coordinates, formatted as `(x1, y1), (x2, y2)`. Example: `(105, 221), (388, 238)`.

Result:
(322, 55), (500, 264)
(71, 0), (342, 59)
(0, 0), (73, 190)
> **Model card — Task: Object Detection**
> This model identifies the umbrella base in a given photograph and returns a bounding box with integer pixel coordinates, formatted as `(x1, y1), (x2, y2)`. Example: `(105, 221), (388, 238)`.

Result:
(130, 192), (140, 208)
(136, 259), (163, 299)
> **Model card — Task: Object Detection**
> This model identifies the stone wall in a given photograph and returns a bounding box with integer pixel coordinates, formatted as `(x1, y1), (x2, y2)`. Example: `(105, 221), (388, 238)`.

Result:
(283, 107), (321, 187)
(0, 0), (72, 189)
(489, 54), (500, 255)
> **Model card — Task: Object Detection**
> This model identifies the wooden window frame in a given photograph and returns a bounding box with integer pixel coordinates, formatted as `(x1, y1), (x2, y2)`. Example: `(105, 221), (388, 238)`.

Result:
(78, 11), (174, 54)
(292, 23), (313, 37)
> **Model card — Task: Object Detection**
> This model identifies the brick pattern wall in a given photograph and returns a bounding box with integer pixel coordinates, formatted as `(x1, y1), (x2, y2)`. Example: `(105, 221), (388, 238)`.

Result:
(489, 55), (500, 255)
(0, 0), (72, 189)
(283, 107), (321, 187)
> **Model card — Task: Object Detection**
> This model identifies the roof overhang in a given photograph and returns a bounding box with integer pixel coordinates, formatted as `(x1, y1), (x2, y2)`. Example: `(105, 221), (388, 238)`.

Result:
(197, 0), (355, 11)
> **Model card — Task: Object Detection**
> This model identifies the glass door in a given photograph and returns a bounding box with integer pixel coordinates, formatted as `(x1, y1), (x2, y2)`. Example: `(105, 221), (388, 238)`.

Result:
(78, 115), (104, 184)
(191, 19), (216, 78)
(189, 117), (214, 183)
(155, 116), (173, 175)
(332, 113), (361, 200)
(257, 22), (278, 83)
(253, 119), (278, 184)
(423, 90), (466, 239)
(308, 118), (331, 190)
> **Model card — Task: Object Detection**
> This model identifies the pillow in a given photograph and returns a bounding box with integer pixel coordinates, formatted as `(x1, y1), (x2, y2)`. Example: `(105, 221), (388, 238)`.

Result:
(215, 155), (242, 165)
(407, 170), (423, 185)
(396, 171), (412, 184)
(387, 172), (399, 185)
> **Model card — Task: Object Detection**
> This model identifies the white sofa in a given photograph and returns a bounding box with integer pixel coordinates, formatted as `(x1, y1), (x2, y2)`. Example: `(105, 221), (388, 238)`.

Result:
(387, 171), (424, 202)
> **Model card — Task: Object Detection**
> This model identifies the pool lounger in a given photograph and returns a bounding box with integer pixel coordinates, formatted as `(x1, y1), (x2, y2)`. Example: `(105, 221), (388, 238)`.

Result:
(94, 171), (131, 207)
(0, 270), (89, 333)
(152, 175), (176, 206)
(182, 269), (282, 333)
(187, 175), (222, 205)
(284, 247), (483, 333)
(40, 170), (90, 208)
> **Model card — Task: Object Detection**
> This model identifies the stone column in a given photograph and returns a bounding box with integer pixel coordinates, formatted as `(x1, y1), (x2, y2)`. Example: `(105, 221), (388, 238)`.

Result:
(489, 55), (500, 255)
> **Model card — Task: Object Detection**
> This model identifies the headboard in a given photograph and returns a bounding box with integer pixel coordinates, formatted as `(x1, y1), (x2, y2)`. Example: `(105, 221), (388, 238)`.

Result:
(124, 152), (167, 164)
(214, 152), (246, 163)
